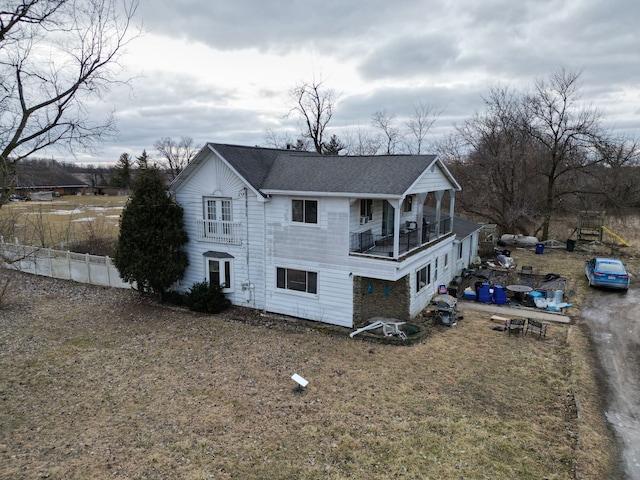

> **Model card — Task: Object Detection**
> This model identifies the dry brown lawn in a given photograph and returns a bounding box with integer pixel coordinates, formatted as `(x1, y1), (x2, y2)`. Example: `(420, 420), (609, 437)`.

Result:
(1, 201), (638, 479)
(1, 196), (127, 248)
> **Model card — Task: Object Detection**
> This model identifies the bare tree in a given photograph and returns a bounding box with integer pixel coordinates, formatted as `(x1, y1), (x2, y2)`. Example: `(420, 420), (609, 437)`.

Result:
(0, 0), (140, 206)
(524, 68), (605, 239)
(342, 126), (382, 156)
(450, 87), (542, 234)
(371, 110), (403, 154)
(406, 102), (442, 154)
(154, 136), (199, 179)
(592, 135), (640, 214)
(289, 79), (339, 154)
(263, 129), (310, 151)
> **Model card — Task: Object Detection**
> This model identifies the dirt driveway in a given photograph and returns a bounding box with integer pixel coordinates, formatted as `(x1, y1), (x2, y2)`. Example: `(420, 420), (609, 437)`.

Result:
(582, 286), (640, 479)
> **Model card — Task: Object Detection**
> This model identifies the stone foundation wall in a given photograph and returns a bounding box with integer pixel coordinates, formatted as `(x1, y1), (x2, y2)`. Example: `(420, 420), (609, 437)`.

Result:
(353, 275), (411, 328)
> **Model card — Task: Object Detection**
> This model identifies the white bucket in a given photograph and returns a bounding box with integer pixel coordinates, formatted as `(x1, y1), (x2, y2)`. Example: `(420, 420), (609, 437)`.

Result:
(553, 290), (563, 304)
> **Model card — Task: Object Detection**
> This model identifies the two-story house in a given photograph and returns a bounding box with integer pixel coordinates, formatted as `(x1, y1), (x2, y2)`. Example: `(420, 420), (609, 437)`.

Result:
(170, 143), (480, 329)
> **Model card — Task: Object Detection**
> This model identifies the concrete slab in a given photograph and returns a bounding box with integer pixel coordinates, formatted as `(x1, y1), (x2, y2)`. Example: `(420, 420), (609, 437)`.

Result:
(456, 300), (571, 324)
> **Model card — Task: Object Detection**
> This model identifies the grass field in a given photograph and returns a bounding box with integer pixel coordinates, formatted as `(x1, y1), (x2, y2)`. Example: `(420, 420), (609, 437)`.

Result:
(2, 244), (638, 478)
(0, 195), (127, 250)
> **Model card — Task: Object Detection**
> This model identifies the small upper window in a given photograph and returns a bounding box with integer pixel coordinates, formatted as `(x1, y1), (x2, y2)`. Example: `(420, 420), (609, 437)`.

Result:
(360, 199), (373, 220)
(403, 196), (413, 213)
(292, 199), (318, 224)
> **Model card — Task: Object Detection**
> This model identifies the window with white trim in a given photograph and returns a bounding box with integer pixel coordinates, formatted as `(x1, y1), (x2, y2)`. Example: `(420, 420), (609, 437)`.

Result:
(207, 258), (233, 291)
(277, 267), (317, 294)
(416, 264), (431, 292)
(360, 199), (373, 220)
(403, 195), (413, 213)
(434, 258), (439, 282)
(204, 197), (232, 236)
(292, 199), (318, 224)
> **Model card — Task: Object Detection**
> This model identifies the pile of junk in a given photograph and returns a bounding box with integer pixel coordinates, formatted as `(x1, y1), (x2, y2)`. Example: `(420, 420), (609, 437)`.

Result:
(430, 293), (463, 327)
(457, 267), (572, 313)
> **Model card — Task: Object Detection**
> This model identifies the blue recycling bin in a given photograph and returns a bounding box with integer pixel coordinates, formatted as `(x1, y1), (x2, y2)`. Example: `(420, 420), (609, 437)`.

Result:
(493, 285), (507, 305)
(535, 243), (545, 254)
(477, 283), (491, 303)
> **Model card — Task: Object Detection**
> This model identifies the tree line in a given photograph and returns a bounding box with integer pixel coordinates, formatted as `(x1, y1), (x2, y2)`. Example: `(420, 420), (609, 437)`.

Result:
(280, 70), (640, 240)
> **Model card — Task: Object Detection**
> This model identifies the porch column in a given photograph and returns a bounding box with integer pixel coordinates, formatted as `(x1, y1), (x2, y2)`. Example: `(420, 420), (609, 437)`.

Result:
(392, 200), (401, 258)
(449, 190), (455, 232)
(416, 193), (427, 244)
(434, 191), (444, 236)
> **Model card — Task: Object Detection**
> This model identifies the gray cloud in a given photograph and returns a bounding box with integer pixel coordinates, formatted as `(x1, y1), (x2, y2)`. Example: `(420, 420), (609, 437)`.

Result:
(50, 0), (640, 164)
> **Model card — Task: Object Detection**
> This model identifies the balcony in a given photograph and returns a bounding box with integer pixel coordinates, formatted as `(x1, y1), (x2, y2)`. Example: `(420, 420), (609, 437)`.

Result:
(195, 220), (243, 245)
(350, 215), (452, 259)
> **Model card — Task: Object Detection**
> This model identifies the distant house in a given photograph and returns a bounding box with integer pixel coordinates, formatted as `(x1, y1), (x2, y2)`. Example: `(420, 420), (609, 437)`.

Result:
(170, 143), (481, 328)
(5, 160), (88, 197)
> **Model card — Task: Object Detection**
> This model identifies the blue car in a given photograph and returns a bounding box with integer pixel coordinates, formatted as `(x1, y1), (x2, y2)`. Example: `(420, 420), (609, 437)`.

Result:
(585, 257), (630, 291)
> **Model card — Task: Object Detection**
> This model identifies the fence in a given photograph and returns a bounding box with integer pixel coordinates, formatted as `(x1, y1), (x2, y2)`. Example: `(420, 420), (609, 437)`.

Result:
(0, 239), (131, 289)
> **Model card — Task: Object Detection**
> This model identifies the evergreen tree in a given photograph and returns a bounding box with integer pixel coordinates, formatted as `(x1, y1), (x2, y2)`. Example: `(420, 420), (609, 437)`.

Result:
(114, 167), (188, 300)
(111, 153), (134, 188)
(321, 134), (346, 155)
(136, 149), (151, 169)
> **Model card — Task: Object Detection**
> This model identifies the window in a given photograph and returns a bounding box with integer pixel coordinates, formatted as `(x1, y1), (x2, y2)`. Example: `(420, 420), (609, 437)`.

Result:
(444, 253), (449, 269)
(360, 199), (373, 220)
(458, 243), (463, 259)
(204, 197), (232, 236)
(205, 197), (232, 222)
(403, 196), (413, 213)
(277, 267), (317, 294)
(207, 258), (232, 290)
(416, 264), (431, 292)
(434, 258), (439, 282)
(292, 199), (318, 224)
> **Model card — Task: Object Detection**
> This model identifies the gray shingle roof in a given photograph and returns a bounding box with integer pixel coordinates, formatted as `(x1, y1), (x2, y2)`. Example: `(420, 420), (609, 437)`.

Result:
(452, 215), (482, 240)
(210, 143), (438, 196)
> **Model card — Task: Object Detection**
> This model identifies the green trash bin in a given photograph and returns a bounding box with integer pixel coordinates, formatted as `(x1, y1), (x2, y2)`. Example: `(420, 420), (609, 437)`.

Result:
(566, 239), (575, 252)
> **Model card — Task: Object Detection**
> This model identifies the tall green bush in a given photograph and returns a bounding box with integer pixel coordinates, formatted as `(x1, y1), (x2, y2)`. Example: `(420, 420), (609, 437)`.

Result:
(114, 167), (188, 300)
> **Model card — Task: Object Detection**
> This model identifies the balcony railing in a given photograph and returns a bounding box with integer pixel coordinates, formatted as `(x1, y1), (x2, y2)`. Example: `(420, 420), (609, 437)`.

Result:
(350, 215), (452, 258)
(196, 220), (243, 245)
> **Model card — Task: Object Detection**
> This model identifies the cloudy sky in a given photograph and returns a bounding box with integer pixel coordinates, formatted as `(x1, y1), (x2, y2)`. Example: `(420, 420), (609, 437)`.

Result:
(72, 0), (640, 164)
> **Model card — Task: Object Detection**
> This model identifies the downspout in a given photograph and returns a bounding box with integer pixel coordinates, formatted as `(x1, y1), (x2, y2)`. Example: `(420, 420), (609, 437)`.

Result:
(244, 187), (252, 305)
(262, 198), (268, 314)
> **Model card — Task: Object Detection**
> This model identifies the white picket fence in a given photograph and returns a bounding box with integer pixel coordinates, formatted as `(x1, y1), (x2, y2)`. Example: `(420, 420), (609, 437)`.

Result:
(0, 239), (131, 289)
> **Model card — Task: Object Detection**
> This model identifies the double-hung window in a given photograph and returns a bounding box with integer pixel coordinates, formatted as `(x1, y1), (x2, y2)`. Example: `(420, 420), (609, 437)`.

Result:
(292, 199), (318, 224)
(403, 196), (413, 213)
(416, 264), (431, 292)
(277, 267), (317, 294)
(360, 199), (373, 221)
(206, 257), (233, 291)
